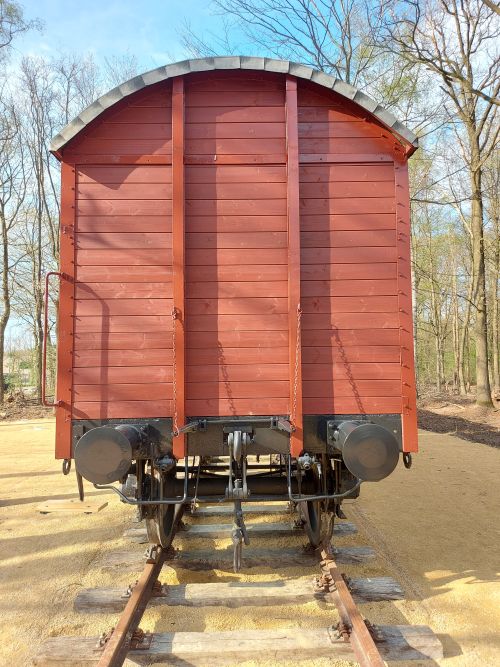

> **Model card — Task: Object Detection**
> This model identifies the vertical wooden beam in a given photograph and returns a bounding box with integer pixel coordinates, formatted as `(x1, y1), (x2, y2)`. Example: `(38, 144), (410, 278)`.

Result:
(55, 162), (76, 459)
(171, 77), (186, 459)
(394, 162), (418, 452)
(285, 76), (303, 457)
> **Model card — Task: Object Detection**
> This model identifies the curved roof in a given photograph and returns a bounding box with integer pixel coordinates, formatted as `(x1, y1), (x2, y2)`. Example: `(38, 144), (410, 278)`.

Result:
(50, 56), (418, 153)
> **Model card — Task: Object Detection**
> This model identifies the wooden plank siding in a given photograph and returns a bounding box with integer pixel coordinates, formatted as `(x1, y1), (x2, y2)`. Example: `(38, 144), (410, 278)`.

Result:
(297, 79), (402, 417)
(56, 69), (417, 453)
(73, 159), (173, 420)
(184, 73), (289, 417)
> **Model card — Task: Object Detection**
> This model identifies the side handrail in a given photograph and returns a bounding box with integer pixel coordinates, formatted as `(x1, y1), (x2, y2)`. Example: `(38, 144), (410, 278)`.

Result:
(42, 271), (64, 408)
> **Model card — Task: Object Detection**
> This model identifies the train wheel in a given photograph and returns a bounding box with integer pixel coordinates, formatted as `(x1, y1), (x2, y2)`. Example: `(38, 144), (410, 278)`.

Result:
(299, 500), (335, 548)
(145, 469), (181, 548)
(299, 500), (322, 547)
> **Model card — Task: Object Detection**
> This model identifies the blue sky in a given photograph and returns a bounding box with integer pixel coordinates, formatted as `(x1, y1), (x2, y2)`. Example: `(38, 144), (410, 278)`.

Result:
(13, 0), (237, 70)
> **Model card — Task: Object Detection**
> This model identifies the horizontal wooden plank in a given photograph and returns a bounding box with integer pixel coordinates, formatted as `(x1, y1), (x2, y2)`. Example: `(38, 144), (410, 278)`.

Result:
(187, 281), (288, 298)
(301, 230), (396, 248)
(69, 138), (171, 155)
(301, 247), (397, 264)
(186, 90), (284, 107)
(186, 216), (287, 233)
(302, 312), (400, 329)
(73, 383), (172, 401)
(188, 74), (283, 91)
(187, 314), (288, 331)
(185, 154), (286, 166)
(77, 199), (172, 216)
(186, 330), (288, 348)
(187, 248), (287, 266)
(186, 381), (288, 399)
(298, 121), (384, 139)
(300, 279), (397, 297)
(186, 199), (286, 216)
(186, 298), (287, 315)
(185, 183), (287, 200)
(300, 163), (394, 182)
(75, 299), (172, 317)
(77, 183), (171, 200)
(299, 136), (392, 154)
(75, 574), (401, 612)
(103, 107), (171, 124)
(302, 363), (401, 381)
(185, 398), (288, 416)
(302, 345), (400, 363)
(77, 216), (171, 234)
(74, 332), (171, 351)
(74, 315), (173, 333)
(97, 545), (376, 571)
(126, 522), (356, 541)
(186, 364), (289, 382)
(185, 138), (286, 155)
(76, 233), (172, 250)
(186, 165), (286, 183)
(186, 232), (287, 249)
(76, 266), (172, 282)
(300, 181), (394, 198)
(300, 213), (396, 232)
(301, 262), (396, 280)
(186, 264), (288, 282)
(303, 396), (402, 413)
(301, 329), (400, 346)
(297, 106), (363, 122)
(86, 123), (172, 140)
(64, 155), (172, 165)
(300, 197), (395, 215)
(38, 499), (108, 514)
(186, 122), (285, 139)
(186, 106), (285, 123)
(74, 348), (172, 366)
(303, 379), (401, 398)
(73, 400), (172, 420)
(76, 249), (171, 267)
(75, 283), (173, 299)
(73, 366), (172, 384)
(301, 296), (399, 313)
(34, 625), (443, 665)
(78, 165), (171, 184)
(187, 346), (288, 365)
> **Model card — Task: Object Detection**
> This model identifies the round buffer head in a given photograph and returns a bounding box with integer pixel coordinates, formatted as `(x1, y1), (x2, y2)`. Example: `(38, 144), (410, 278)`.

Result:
(341, 423), (400, 482)
(74, 426), (133, 485)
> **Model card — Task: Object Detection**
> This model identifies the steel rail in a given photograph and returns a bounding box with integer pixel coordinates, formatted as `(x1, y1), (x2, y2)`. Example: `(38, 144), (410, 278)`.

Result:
(96, 545), (166, 667)
(320, 548), (385, 667)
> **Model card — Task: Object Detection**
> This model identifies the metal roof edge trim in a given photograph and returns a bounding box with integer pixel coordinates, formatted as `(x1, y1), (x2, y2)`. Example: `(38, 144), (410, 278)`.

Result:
(50, 56), (419, 153)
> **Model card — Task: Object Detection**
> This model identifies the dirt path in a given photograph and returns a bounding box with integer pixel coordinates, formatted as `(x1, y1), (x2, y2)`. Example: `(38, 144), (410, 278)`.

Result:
(0, 419), (498, 666)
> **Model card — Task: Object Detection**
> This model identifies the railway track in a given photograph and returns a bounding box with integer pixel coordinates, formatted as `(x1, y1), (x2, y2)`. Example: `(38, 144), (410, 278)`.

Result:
(34, 504), (443, 666)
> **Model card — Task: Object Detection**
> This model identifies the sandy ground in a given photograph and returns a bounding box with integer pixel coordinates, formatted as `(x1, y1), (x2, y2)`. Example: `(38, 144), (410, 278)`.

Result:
(0, 419), (498, 667)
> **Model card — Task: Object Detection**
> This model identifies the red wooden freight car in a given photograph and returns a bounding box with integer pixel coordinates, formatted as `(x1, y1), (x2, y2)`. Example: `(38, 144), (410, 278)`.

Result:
(49, 57), (418, 556)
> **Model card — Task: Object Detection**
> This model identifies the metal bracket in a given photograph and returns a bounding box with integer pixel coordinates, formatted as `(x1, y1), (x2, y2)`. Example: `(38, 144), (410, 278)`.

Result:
(271, 416), (293, 434)
(95, 628), (114, 650)
(364, 620), (385, 643)
(144, 545), (159, 564)
(130, 628), (153, 651)
(121, 580), (138, 599)
(175, 419), (207, 435)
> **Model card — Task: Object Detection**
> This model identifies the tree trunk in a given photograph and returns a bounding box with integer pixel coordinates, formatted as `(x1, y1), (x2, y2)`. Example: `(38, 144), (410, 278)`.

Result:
(0, 214), (10, 404)
(469, 160), (493, 406)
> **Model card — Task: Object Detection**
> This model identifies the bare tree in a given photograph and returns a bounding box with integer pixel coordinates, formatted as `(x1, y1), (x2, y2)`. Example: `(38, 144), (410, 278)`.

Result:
(0, 97), (26, 401)
(182, 0), (393, 87)
(380, 0), (499, 406)
(0, 0), (39, 56)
